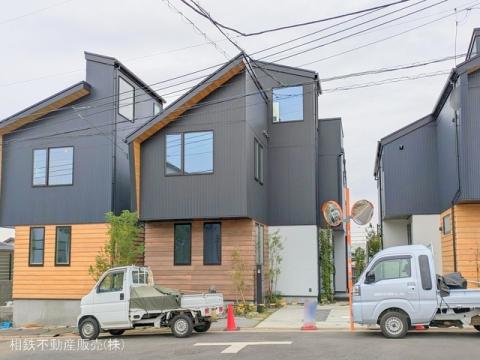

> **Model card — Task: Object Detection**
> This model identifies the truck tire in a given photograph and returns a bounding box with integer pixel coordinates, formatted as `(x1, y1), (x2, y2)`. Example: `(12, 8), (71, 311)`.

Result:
(79, 317), (100, 340)
(108, 329), (125, 336)
(474, 325), (480, 332)
(194, 320), (212, 333)
(171, 314), (193, 338)
(380, 311), (409, 339)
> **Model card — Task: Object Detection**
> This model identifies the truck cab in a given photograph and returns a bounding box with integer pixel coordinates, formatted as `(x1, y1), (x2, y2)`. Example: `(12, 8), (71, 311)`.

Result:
(353, 245), (480, 338)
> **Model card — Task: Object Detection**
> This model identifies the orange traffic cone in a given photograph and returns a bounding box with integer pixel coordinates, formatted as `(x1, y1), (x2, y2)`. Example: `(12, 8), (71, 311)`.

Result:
(225, 304), (239, 331)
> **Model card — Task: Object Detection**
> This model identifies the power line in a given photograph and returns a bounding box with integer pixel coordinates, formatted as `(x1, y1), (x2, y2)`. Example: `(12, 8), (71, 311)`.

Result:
(258, 0), (430, 61)
(298, 1), (479, 67)
(0, 0), (75, 26)
(180, 0), (414, 37)
(269, 0), (448, 63)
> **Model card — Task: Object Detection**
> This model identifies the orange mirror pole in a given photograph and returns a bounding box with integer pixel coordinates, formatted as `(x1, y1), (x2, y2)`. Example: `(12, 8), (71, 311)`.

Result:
(345, 187), (355, 331)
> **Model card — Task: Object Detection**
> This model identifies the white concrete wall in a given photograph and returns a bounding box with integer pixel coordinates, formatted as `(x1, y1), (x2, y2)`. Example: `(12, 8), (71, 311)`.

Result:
(411, 214), (442, 273)
(383, 219), (409, 248)
(0, 228), (14, 241)
(270, 225), (318, 298)
(14, 300), (80, 326)
(333, 230), (347, 293)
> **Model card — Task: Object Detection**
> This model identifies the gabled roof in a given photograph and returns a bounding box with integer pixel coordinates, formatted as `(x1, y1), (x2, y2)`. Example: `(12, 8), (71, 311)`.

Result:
(84, 52), (165, 104)
(466, 28), (480, 61)
(0, 81), (91, 136)
(126, 53), (247, 144)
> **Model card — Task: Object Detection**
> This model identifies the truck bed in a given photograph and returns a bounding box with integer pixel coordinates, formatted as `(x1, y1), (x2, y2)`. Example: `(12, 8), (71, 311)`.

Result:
(439, 289), (480, 309)
(181, 293), (224, 312)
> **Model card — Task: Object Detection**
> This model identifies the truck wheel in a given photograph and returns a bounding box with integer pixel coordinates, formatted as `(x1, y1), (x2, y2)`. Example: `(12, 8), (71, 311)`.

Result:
(380, 311), (408, 339)
(108, 329), (125, 336)
(194, 320), (212, 333)
(171, 314), (193, 338)
(474, 325), (480, 332)
(79, 317), (100, 340)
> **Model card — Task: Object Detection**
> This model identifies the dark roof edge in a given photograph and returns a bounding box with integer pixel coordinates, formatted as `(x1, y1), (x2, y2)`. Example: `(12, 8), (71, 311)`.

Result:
(466, 28), (480, 60)
(0, 81), (91, 126)
(126, 53), (245, 143)
(84, 51), (166, 104)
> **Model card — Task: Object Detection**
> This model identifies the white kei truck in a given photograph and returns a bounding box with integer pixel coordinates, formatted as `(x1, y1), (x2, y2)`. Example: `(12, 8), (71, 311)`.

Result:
(353, 245), (480, 338)
(77, 266), (224, 340)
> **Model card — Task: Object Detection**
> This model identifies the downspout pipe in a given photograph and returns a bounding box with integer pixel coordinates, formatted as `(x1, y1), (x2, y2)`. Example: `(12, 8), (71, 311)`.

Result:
(451, 77), (461, 272)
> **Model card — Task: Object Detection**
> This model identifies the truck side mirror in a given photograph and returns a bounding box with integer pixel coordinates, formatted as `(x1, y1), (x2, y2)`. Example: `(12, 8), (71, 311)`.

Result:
(365, 271), (375, 284)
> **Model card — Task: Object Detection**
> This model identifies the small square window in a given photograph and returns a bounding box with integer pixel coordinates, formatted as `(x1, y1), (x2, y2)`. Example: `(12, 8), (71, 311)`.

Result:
(272, 86), (304, 123)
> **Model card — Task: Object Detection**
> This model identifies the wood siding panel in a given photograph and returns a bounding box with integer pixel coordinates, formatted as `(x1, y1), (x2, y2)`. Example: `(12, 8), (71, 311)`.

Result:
(441, 205), (480, 287)
(145, 219), (262, 301)
(13, 223), (109, 299)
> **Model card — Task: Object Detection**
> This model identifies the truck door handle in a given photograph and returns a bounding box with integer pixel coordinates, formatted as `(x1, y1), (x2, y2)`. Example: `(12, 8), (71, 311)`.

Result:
(120, 293), (124, 300)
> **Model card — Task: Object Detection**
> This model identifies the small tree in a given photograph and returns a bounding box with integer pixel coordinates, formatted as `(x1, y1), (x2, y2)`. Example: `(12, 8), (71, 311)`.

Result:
(319, 228), (335, 303)
(267, 230), (284, 302)
(231, 249), (247, 305)
(365, 223), (382, 260)
(89, 210), (143, 280)
(353, 247), (366, 280)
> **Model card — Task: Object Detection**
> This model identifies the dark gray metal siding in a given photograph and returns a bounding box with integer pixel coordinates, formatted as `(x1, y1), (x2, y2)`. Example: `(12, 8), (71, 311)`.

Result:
(139, 72), (248, 221)
(318, 118), (344, 226)
(381, 121), (439, 219)
(0, 59), (115, 226)
(245, 73), (268, 224)
(460, 70), (480, 201)
(435, 94), (458, 212)
(256, 67), (318, 226)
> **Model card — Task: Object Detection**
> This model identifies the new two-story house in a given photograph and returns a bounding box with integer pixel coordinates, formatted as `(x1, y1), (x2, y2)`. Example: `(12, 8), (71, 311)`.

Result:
(0, 52), (164, 325)
(374, 29), (480, 282)
(126, 54), (348, 302)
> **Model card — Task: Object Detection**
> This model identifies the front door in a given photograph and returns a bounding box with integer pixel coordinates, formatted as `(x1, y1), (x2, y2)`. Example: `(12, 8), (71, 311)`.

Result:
(94, 270), (130, 328)
(361, 256), (419, 323)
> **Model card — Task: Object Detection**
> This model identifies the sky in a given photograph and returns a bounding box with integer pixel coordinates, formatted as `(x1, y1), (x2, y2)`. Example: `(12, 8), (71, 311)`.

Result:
(0, 0), (479, 242)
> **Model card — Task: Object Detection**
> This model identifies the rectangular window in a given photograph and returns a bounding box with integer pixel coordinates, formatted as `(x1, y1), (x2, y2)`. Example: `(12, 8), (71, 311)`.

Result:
(204, 223), (221, 265)
(254, 139), (264, 184)
(33, 147), (73, 186)
(371, 257), (411, 282)
(174, 224), (191, 265)
(419, 255), (433, 290)
(118, 77), (135, 121)
(33, 149), (47, 186)
(48, 147), (73, 185)
(166, 134), (182, 175)
(29, 227), (45, 266)
(98, 271), (124, 293)
(153, 102), (161, 116)
(272, 86), (304, 123)
(184, 131), (213, 174)
(165, 131), (214, 175)
(55, 226), (71, 266)
(255, 223), (264, 265)
(442, 214), (452, 235)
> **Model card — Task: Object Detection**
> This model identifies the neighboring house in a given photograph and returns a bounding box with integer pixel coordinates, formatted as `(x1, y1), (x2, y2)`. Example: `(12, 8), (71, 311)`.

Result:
(374, 29), (480, 280)
(0, 52), (164, 325)
(0, 241), (14, 305)
(126, 54), (347, 302)
(4, 237), (14, 245)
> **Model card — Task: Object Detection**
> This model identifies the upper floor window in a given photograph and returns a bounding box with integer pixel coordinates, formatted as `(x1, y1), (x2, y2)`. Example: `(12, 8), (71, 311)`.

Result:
(254, 139), (264, 184)
(119, 77), (135, 121)
(33, 147), (73, 186)
(165, 131), (213, 175)
(272, 86), (304, 123)
(153, 102), (161, 116)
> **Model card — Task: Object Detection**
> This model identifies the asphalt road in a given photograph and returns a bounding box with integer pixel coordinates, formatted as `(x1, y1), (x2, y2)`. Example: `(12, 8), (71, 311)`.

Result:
(1, 329), (479, 360)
